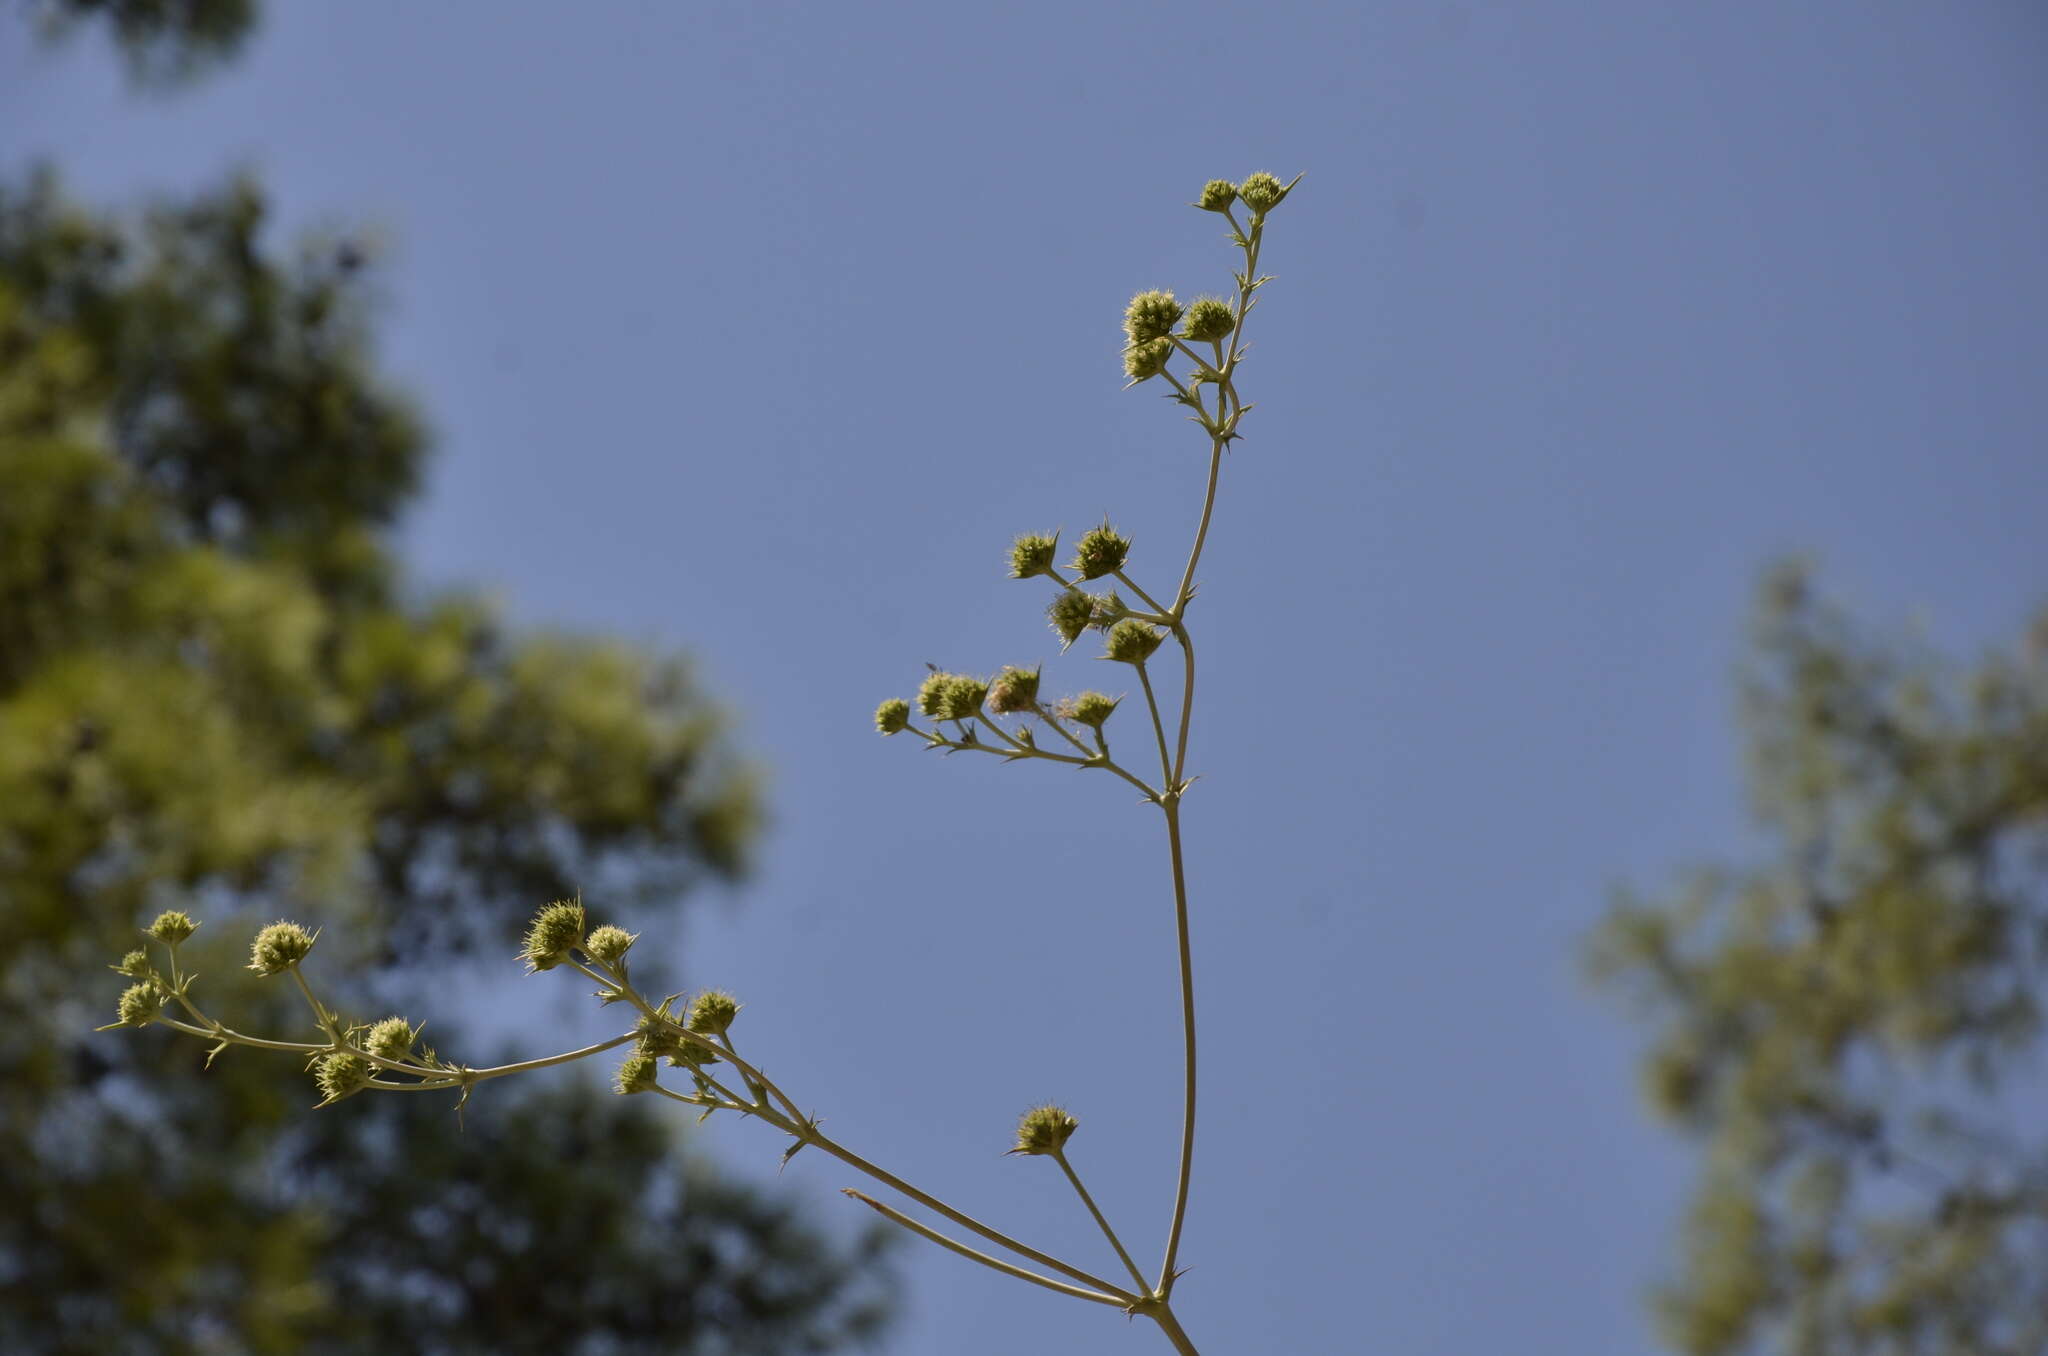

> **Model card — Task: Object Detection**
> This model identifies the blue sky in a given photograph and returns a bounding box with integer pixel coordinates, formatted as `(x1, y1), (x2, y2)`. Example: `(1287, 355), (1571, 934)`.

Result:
(7, 3), (2045, 1352)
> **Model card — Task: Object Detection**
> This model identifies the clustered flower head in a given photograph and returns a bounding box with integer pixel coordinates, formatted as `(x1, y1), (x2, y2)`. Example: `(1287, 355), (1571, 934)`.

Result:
(582, 924), (638, 968)
(1238, 170), (1290, 216)
(113, 949), (153, 979)
(247, 920), (316, 976)
(314, 1051), (371, 1105)
(1048, 590), (1097, 649)
(986, 666), (1041, 715)
(1008, 1103), (1079, 1157)
(1181, 297), (1235, 344)
(615, 1050), (659, 1095)
(1063, 692), (1120, 729)
(364, 1016), (417, 1063)
(1104, 619), (1164, 665)
(917, 672), (987, 722)
(874, 697), (911, 735)
(522, 899), (586, 973)
(147, 911), (199, 945)
(1070, 524), (1130, 581)
(1123, 337), (1172, 384)
(1009, 533), (1058, 580)
(115, 981), (163, 1028)
(1197, 178), (1237, 212)
(1123, 290), (1184, 345)
(689, 989), (741, 1036)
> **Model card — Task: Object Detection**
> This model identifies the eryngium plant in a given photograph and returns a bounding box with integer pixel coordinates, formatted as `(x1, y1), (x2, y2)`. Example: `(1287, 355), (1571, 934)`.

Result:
(101, 173), (1300, 1354)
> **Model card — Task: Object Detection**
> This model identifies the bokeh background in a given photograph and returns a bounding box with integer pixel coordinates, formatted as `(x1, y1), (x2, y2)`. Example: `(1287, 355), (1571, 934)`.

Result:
(6, 3), (2044, 1352)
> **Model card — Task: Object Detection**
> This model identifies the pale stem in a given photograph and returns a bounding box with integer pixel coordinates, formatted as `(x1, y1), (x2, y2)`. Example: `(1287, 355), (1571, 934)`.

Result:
(843, 1190), (1130, 1309)
(1114, 569), (1173, 620)
(1135, 662), (1174, 789)
(1156, 794), (1198, 1296)
(1053, 1149), (1149, 1294)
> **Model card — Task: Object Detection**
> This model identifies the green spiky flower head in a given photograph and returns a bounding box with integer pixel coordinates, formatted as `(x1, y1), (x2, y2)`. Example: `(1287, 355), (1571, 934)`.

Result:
(247, 921), (316, 976)
(916, 671), (953, 719)
(115, 981), (163, 1028)
(112, 949), (152, 979)
(1009, 1103), (1079, 1156)
(1104, 619), (1164, 665)
(1065, 692), (1120, 729)
(1197, 179), (1238, 212)
(1122, 337), (1171, 383)
(522, 899), (586, 973)
(616, 1051), (659, 1094)
(874, 697), (911, 735)
(986, 666), (1042, 716)
(1123, 290), (1184, 345)
(1048, 590), (1096, 649)
(1238, 170), (1290, 215)
(1009, 533), (1058, 580)
(1181, 297), (1235, 343)
(689, 989), (741, 1036)
(314, 1051), (371, 1105)
(582, 924), (638, 967)
(147, 911), (199, 945)
(1071, 524), (1130, 581)
(938, 675), (987, 722)
(364, 1016), (417, 1063)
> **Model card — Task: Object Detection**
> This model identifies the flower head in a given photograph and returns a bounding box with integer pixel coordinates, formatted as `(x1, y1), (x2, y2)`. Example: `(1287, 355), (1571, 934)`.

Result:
(247, 921), (316, 976)
(689, 989), (741, 1036)
(582, 924), (638, 967)
(1123, 290), (1184, 346)
(1197, 179), (1237, 212)
(314, 1051), (371, 1105)
(1048, 590), (1096, 649)
(1238, 170), (1292, 215)
(1181, 297), (1235, 344)
(986, 666), (1041, 716)
(364, 1016), (417, 1063)
(1104, 619), (1164, 665)
(522, 899), (586, 973)
(147, 911), (199, 945)
(114, 981), (163, 1028)
(1122, 337), (1171, 384)
(615, 1051), (659, 1094)
(875, 697), (912, 735)
(1008, 1103), (1079, 1156)
(1064, 692), (1120, 729)
(1008, 533), (1058, 580)
(1070, 524), (1130, 581)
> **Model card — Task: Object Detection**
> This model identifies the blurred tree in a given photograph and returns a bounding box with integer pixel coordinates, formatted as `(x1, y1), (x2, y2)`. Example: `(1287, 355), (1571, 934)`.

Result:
(23, 0), (258, 87)
(0, 171), (896, 1353)
(1589, 563), (2048, 1356)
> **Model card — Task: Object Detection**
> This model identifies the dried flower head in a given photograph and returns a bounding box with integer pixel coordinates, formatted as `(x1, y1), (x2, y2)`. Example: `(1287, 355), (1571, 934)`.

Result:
(582, 924), (638, 967)
(247, 921), (316, 976)
(1008, 1103), (1079, 1156)
(986, 666), (1041, 715)
(522, 899), (586, 973)
(1104, 619), (1164, 665)
(689, 989), (741, 1036)
(1008, 533), (1058, 580)
(147, 911), (199, 945)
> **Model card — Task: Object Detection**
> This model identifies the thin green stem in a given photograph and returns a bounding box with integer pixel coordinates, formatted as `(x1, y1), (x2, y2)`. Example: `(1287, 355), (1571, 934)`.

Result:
(843, 1190), (1130, 1309)
(1170, 622), (1196, 789)
(1029, 702), (1096, 757)
(1156, 795), (1198, 1296)
(1115, 570), (1173, 620)
(1136, 663), (1174, 790)
(1147, 1302), (1202, 1356)
(1053, 1150), (1149, 1294)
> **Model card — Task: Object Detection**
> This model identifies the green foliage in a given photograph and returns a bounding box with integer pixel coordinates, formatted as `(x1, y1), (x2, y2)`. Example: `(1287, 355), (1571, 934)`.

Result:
(27, 0), (258, 87)
(0, 172), (892, 1351)
(1589, 563), (2048, 1355)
